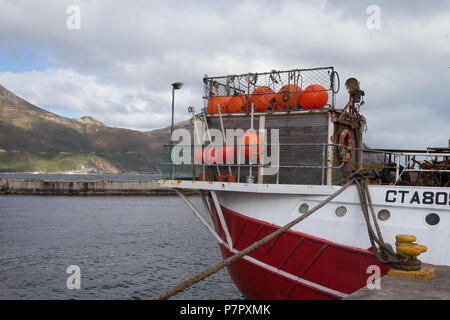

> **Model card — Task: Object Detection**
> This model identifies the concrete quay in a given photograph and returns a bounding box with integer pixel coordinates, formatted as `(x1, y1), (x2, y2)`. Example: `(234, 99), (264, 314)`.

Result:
(0, 178), (183, 195)
(346, 265), (450, 300)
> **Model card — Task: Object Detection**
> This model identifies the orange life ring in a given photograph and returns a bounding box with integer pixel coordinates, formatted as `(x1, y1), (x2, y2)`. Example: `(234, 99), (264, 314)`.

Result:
(338, 129), (353, 161)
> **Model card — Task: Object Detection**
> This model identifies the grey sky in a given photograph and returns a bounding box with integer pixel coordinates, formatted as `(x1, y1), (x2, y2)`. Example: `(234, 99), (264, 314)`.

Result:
(0, 0), (448, 149)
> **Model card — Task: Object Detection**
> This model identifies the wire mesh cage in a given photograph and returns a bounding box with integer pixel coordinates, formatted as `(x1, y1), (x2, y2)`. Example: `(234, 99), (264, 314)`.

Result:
(161, 144), (199, 180)
(202, 67), (339, 114)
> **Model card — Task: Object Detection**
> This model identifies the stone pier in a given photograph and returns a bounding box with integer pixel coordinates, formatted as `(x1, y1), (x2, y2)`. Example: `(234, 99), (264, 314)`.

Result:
(0, 178), (182, 195)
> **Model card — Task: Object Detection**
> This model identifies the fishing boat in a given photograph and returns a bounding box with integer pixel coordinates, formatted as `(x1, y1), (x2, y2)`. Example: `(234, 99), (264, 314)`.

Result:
(160, 67), (450, 299)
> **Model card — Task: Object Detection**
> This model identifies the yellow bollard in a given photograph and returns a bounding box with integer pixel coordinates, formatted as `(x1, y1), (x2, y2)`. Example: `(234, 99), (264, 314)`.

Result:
(396, 235), (417, 243)
(387, 234), (436, 280)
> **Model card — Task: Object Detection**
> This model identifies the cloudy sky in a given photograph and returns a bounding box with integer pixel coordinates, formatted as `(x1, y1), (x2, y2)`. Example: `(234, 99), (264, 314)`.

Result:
(0, 0), (449, 149)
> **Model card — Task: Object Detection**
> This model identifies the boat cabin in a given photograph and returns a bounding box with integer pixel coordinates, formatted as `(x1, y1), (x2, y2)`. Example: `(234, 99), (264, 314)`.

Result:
(163, 67), (449, 188)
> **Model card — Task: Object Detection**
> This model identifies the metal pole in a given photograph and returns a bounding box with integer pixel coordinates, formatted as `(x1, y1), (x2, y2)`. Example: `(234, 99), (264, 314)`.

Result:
(175, 189), (223, 243)
(170, 86), (175, 142)
(321, 143), (325, 185)
(202, 109), (221, 177)
(169, 82), (183, 177)
(326, 112), (335, 185)
(257, 114), (265, 184)
(217, 105), (232, 177)
(171, 89), (175, 178)
(248, 103), (255, 183)
(210, 191), (233, 248)
(395, 154), (400, 183)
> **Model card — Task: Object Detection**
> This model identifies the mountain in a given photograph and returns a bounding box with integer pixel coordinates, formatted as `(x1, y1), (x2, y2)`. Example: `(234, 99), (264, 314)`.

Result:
(0, 84), (191, 173)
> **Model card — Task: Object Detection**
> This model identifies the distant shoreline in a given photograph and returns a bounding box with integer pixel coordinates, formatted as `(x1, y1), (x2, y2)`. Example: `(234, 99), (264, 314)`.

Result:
(0, 172), (162, 179)
(0, 171), (161, 175)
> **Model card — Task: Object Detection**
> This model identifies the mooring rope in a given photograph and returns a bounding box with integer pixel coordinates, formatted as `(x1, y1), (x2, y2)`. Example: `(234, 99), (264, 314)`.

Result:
(351, 173), (410, 269)
(152, 179), (354, 300)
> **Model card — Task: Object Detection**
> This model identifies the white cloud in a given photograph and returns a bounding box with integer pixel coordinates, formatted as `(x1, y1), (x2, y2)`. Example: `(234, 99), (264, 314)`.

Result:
(0, 0), (449, 147)
(0, 68), (198, 130)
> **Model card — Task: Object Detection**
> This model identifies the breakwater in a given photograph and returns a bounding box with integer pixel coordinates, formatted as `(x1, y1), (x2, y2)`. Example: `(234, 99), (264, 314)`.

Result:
(0, 178), (181, 195)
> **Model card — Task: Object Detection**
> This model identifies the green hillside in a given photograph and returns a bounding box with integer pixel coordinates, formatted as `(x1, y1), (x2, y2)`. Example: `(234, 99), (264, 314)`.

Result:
(0, 84), (190, 173)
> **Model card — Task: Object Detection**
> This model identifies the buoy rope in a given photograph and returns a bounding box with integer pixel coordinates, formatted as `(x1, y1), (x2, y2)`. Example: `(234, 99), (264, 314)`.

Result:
(246, 73), (258, 86)
(151, 179), (354, 300)
(225, 75), (234, 96)
(269, 69), (280, 85)
(352, 174), (398, 263)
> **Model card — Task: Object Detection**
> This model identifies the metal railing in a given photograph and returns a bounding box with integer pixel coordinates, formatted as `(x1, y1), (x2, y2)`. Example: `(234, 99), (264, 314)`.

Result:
(381, 150), (449, 186)
(162, 143), (348, 185)
(162, 142), (450, 187)
(357, 147), (450, 186)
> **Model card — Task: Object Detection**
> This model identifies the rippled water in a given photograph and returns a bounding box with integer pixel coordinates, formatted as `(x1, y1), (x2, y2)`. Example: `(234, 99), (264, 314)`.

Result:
(0, 195), (243, 300)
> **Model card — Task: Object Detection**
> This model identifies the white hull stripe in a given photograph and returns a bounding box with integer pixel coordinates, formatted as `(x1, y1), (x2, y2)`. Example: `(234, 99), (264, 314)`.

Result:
(219, 241), (349, 298)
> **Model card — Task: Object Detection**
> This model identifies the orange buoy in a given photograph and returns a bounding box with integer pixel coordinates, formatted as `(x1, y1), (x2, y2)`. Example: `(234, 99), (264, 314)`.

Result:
(204, 145), (235, 164)
(193, 146), (204, 164)
(204, 146), (223, 164)
(298, 84), (328, 109)
(216, 171), (237, 182)
(240, 131), (263, 159)
(227, 93), (249, 113)
(216, 171), (228, 182)
(227, 173), (237, 183)
(249, 86), (275, 112)
(207, 94), (231, 114)
(275, 84), (302, 110)
(197, 171), (211, 181)
(222, 145), (236, 163)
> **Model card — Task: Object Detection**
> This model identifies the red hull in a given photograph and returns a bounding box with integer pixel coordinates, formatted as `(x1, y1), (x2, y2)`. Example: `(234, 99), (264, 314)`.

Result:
(209, 199), (390, 300)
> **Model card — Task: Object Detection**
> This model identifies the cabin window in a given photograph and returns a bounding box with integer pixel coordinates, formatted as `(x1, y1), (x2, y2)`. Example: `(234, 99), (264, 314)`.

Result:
(377, 209), (390, 221)
(335, 206), (347, 217)
(425, 213), (440, 226)
(298, 203), (309, 214)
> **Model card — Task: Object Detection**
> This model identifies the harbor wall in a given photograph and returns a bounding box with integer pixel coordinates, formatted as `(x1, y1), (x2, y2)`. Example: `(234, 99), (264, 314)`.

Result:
(0, 178), (183, 195)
